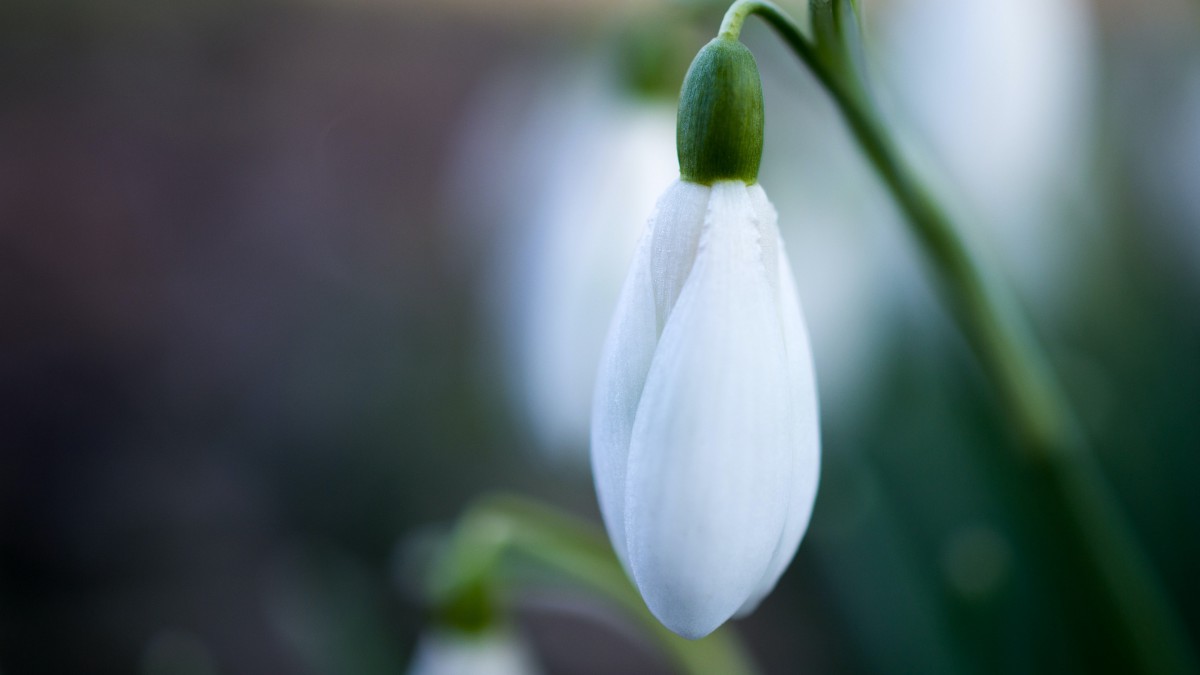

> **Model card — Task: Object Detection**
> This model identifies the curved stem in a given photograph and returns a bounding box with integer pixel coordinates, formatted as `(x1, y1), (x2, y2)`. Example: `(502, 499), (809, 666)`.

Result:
(719, 0), (771, 41)
(721, 2), (826, 87)
(721, 2), (1199, 673)
(431, 495), (761, 675)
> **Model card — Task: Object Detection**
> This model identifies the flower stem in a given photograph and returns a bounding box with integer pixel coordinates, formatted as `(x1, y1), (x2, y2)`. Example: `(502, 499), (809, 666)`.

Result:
(719, 1), (1199, 672)
(429, 494), (761, 675)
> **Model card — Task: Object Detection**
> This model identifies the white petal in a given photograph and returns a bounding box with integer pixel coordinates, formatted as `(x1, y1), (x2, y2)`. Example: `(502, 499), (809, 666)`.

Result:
(624, 181), (796, 639)
(649, 182), (711, 331)
(591, 180), (710, 572)
(735, 185), (822, 616)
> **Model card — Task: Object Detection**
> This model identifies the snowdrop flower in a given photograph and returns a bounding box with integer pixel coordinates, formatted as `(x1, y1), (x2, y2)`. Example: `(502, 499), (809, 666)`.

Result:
(406, 627), (542, 675)
(449, 55), (677, 461)
(591, 37), (820, 640)
(500, 91), (676, 459)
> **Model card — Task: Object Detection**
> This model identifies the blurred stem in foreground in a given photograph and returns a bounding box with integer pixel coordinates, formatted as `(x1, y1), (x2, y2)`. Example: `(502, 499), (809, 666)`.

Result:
(720, 1), (1197, 673)
(426, 494), (760, 675)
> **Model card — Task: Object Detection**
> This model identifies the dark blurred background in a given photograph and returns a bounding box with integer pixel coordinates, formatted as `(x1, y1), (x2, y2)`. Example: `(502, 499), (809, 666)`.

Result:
(2, 0), (1198, 673)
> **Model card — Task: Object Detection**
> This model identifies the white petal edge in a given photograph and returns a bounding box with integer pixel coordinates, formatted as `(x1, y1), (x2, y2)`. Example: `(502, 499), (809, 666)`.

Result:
(591, 179), (710, 573)
(624, 181), (796, 639)
(734, 184), (822, 616)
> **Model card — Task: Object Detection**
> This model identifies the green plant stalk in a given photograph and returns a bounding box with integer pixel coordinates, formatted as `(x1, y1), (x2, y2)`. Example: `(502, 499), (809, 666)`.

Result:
(430, 494), (761, 675)
(720, 1), (1198, 673)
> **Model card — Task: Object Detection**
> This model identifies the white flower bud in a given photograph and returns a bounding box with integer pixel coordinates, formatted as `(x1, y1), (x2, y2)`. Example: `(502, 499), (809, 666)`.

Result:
(591, 178), (821, 639)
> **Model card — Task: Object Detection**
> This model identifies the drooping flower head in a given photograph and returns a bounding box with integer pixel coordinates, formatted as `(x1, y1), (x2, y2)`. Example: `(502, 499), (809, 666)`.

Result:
(591, 36), (821, 640)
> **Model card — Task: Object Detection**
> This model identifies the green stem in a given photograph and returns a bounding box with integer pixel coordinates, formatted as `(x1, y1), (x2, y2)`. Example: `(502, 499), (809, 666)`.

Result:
(430, 494), (761, 675)
(720, 1), (1198, 673)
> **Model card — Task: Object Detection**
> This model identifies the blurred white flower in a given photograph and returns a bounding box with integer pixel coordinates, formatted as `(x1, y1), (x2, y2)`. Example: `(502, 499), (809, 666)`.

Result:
(449, 57), (677, 460)
(880, 0), (1097, 298)
(1156, 66), (1200, 228)
(750, 0), (1096, 420)
(591, 179), (820, 640)
(757, 65), (908, 419)
(1129, 52), (1200, 292)
(406, 627), (542, 675)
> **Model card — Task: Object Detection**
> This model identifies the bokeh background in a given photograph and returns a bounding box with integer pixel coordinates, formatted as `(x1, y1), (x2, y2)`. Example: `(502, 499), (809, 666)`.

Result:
(3, 0), (1199, 673)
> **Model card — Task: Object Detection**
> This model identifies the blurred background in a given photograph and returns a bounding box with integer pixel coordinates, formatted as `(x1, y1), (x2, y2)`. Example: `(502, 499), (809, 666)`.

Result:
(2, 0), (1198, 673)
